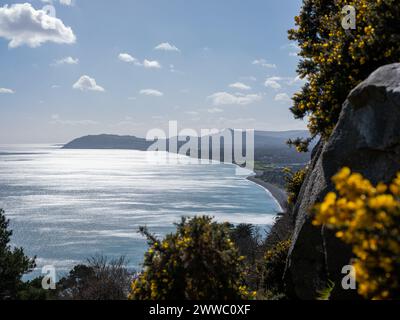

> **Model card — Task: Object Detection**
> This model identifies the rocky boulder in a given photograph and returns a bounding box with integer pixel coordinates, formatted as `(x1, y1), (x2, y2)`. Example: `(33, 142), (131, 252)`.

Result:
(285, 63), (400, 299)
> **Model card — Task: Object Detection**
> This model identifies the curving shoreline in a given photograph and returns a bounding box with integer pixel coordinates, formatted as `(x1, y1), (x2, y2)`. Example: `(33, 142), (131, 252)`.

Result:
(247, 176), (288, 212)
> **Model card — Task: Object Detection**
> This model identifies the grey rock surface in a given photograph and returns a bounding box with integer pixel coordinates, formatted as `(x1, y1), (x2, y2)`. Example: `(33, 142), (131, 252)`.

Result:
(285, 63), (400, 299)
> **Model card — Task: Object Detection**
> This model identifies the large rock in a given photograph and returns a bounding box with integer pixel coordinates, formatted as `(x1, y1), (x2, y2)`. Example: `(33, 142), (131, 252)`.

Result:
(285, 63), (400, 299)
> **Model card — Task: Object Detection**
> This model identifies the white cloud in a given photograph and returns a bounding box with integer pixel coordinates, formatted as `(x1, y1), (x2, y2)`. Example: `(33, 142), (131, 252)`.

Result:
(275, 93), (291, 102)
(118, 53), (141, 66)
(118, 53), (135, 62)
(0, 3), (76, 48)
(169, 64), (183, 74)
(53, 56), (78, 65)
(143, 59), (161, 69)
(252, 59), (276, 69)
(59, 0), (73, 6)
(140, 89), (163, 97)
(229, 82), (251, 91)
(288, 75), (307, 85)
(264, 75), (306, 89)
(207, 107), (223, 114)
(118, 53), (161, 69)
(41, 0), (74, 6)
(264, 77), (282, 89)
(0, 87), (14, 94)
(42, 0), (74, 5)
(154, 42), (180, 52)
(73, 75), (105, 92)
(283, 43), (300, 57)
(208, 92), (262, 106)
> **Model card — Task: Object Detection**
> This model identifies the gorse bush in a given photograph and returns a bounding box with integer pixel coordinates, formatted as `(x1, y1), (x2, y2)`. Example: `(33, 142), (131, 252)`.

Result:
(314, 168), (400, 299)
(289, 0), (400, 150)
(129, 216), (255, 300)
(258, 239), (291, 299)
(284, 167), (308, 205)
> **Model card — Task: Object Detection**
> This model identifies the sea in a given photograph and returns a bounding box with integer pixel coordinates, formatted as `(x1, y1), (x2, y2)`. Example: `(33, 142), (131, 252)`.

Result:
(0, 144), (280, 279)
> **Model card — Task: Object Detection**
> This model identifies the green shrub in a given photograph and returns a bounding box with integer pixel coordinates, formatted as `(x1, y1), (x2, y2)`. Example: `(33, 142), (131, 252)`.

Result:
(129, 216), (255, 300)
(284, 167), (308, 205)
(289, 0), (400, 150)
(17, 277), (54, 300)
(258, 239), (291, 298)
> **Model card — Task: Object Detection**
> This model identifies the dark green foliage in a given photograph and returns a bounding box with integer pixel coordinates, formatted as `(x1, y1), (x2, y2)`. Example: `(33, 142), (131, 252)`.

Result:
(229, 222), (293, 300)
(284, 167), (308, 205)
(0, 209), (36, 300)
(230, 224), (260, 263)
(258, 239), (292, 299)
(255, 163), (308, 190)
(287, 137), (314, 153)
(289, 0), (400, 150)
(130, 216), (255, 300)
(17, 277), (55, 300)
(230, 224), (263, 290)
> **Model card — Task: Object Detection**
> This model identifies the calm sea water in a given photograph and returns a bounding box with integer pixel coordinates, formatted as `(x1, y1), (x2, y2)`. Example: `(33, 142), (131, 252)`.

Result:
(0, 144), (280, 279)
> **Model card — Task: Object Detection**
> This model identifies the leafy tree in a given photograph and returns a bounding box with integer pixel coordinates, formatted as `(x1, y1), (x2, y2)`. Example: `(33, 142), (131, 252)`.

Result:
(230, 224), (261, 263)
(289, 0), (400, 150)
(56, 255), (132, 300)
(229, 224), (264, 290)
(129, 216), (255, 300)
(0, 209), (36, 300)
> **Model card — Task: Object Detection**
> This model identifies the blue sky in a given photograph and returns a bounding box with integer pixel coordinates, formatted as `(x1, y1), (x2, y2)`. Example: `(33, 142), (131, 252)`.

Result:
(0, 0), (306, 143)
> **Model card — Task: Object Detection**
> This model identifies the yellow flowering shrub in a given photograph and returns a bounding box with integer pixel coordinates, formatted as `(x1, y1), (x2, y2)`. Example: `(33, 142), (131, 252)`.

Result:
(258, 240), (292, 298)
(129, 216), (255, 300)
(289, 0), (400, 150)
(284, 167), (308, 205)
(313, 168), (400, 299)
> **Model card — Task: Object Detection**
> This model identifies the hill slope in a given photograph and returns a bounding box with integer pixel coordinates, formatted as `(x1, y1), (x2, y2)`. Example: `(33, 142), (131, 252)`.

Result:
(63, 130), (311, 165)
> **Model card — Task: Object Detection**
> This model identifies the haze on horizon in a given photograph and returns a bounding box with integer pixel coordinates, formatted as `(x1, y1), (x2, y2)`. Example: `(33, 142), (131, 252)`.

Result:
(0, 0), (307, 144)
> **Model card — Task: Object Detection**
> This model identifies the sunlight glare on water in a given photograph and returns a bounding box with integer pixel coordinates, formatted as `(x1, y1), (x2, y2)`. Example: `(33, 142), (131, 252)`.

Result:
(0, 144), (280, 279)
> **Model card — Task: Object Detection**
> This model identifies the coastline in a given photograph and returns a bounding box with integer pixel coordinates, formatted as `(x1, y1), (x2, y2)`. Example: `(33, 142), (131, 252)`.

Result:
(60, 143), (290, 213)
(247, 176), (288, 213)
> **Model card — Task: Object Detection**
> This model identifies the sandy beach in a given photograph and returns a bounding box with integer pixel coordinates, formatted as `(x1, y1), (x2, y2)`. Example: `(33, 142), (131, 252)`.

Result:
(247, 176), (288, 212)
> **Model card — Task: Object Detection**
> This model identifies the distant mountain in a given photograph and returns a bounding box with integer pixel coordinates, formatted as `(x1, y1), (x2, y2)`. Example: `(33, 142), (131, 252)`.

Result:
(63, 130), (312, 165)
(63, 134), (152, 151)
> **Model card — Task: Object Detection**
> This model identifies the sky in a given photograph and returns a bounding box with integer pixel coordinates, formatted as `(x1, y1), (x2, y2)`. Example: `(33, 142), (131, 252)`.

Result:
(0, 0), (306, 144)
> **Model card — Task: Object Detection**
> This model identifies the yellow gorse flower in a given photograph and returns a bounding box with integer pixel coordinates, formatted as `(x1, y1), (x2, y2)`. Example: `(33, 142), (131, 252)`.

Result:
(128, 216), (254, 300)
(288, 0), (400, 146)
(314, 168), (400, 300)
